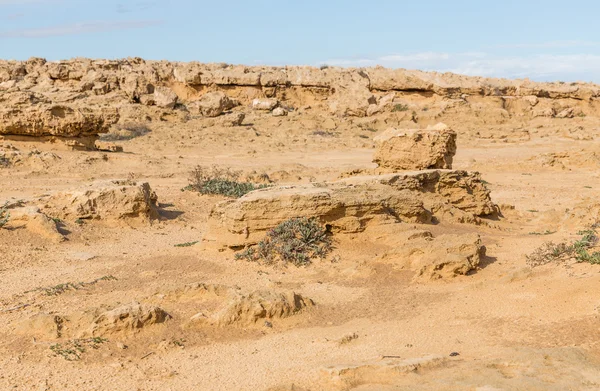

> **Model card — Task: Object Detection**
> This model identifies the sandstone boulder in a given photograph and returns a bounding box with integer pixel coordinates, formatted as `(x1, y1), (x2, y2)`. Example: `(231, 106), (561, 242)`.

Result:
(193, 91), (237, 117)
(90, 302), (171, 336)
(153, 86), (178, 109)
(272, 107), (288, 117)
(6, 206), (64, 242)
(252, 98), (278, 110)
(205, 170), (497, 248)
(44, 180), (158, 220)
(217, 112), (245, 127)
(183, 283), (313, 327)
(375, 228), (485, 280)
(373, 124), (457, 170)
(0, 104), (119, 138)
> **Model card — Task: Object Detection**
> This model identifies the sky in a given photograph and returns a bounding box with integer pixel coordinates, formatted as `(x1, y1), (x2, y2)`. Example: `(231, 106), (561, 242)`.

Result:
(1, 0), (600, 82)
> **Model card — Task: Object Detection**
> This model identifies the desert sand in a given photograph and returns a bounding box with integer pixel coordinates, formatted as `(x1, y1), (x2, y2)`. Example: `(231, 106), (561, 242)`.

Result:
(1, 58), (600, 390)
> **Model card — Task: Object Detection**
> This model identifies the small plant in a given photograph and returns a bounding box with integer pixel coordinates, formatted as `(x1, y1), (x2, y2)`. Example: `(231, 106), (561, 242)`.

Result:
(392, 103), (409, 112)
(50, 338), (107, 361)
(27, 276), (117, 296)
(526, 228), (600, 267)
(526, 242), (570, 267)
(319, 64), (330, 70)
(174, 241), (199, 248)
(187, 166), (268, 198)
(235, 217), (332, 267)
(312, 130), (338, 137)
(529, 230), (556, 236)
(572, 230), (600, 264)
(0, 202), (9, 228)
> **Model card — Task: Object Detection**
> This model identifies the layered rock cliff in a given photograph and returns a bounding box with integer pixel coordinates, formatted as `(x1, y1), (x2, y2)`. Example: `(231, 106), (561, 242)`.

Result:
(1, 57), (598, 147)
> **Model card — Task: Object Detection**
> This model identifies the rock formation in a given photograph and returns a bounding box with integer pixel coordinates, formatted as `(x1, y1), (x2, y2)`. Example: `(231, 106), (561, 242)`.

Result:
(179, 283), (313, 327)
(1, 57), (597, 148)
(42, 180), (158, 221)
(373, 123), (457, 170)
(205, 170), (498, 248)
(90, 302), (171, 336)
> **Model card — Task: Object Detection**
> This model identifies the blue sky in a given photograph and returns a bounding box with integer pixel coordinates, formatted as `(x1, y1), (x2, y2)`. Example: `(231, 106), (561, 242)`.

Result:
(1, 0), (600, 82)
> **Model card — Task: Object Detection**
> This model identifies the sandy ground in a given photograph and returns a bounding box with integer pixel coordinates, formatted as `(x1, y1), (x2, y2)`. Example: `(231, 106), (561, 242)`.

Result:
(1, 112), (600, 391)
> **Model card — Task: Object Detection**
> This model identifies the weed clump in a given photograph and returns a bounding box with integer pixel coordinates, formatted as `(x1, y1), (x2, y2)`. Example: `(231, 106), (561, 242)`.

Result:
(392, 103), (409, 112)
(235, 217), (332, 267)
(187, 166), (269, 198)
(50, 338), (107, 361)
(26, 276), (117, 296)
(526, 228), (600, 267)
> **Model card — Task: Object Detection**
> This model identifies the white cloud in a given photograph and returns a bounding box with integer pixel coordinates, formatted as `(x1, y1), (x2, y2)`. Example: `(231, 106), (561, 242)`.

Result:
(0, 20), (162, 38)
(495, 40), (600, 49)
(322, 52), (600, 82)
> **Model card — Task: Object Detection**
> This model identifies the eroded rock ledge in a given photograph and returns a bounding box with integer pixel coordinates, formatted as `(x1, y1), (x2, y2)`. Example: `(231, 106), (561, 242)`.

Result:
(1, 57), (599, 142)
(204, 170), (498, 248)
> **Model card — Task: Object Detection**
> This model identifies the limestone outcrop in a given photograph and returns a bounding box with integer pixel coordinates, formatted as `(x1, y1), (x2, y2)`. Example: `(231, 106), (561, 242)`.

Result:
(178, 283), (313, 327)
(373, 123), (457, 170)
(204, 170), (498, 248)
(374, 228), (486, 280)
(1, 57), (598, 146)
(90, 302), (171, 336)
(42, 180), (158, 221)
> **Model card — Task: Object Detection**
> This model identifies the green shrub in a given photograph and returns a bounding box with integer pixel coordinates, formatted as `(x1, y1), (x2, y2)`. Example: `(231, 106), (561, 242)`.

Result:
(392, 103), (409, 112)
(188, 166), (268, 198)
(526, 228), (600, 266)
(235, 217), (332, 267)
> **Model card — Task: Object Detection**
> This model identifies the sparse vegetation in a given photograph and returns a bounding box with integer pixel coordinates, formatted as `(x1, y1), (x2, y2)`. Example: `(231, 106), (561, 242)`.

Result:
(0, 202), (9, 228)
(319, 64), (330, 70)
(100, 122), (151, 141)
(50, 338), (108, 361)
(174, 241), (199, 247)
(0, 156), (10, 168)
(392, 103), (409, 112)
(235, 217), (332, 267)
(26, 275), (117, 296)
(187, 166), (269, 198)
(526, 227), (600, 267)
(312, 130), (338, 137)
(529, 230), (556, 236)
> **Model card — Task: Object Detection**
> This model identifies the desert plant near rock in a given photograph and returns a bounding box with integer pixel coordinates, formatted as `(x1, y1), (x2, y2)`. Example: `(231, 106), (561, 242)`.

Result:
(235, 217), (332, 266)
(50, 338), (108, 361)
(187, 166), (268, 198)
(526, 228), (600, 267)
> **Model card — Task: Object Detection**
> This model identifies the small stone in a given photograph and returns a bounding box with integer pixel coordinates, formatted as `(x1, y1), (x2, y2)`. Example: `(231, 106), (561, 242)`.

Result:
(272, 107), (287, 117)
(252, 98), (278, 111)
